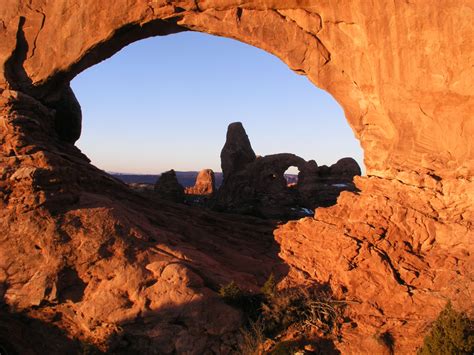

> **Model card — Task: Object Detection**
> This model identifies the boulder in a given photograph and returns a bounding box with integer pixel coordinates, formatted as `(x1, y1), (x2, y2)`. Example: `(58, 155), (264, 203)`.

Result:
(319, 157), (362, 183)
(185, 169), (216, 196)
(154, 169), (184, 203)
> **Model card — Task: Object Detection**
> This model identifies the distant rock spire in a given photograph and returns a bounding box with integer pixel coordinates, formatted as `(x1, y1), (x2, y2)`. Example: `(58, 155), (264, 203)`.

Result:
(220, 122), (256, 180)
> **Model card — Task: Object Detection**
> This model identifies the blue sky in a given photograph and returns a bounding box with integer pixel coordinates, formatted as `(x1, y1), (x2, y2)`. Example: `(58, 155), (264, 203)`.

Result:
(71, 31), (364, 174)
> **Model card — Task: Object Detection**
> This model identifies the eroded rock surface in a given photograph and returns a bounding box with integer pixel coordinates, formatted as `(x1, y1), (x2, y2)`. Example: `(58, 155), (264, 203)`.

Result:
(185, 169), (216, 196)
(0, 1), (472, 354)
(0, 89), (284, 353)
(215, 122), (361, 218)
(154, 169), (185, 203)
(276, 175), (474, 354)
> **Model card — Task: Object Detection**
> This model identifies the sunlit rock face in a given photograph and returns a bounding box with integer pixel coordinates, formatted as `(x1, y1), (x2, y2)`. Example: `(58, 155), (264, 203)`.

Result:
(185, 169), (216, 196)
(0, 1), (472, 354)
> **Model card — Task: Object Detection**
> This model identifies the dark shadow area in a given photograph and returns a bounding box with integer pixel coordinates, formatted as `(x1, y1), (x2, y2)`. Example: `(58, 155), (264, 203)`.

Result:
(0, 303), (97, 355)
(56, 267), (87, 303)
(4, 17), (32, 94)
(99, 285), (343, 354)
(3, 16), (82, 143)
(90, 289), (343, 355)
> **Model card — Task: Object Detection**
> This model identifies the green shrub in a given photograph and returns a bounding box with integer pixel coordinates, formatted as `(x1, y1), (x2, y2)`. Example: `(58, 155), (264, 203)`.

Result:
(218, 281), (262, 321)
(219, 281), (244, 303)
(418, 302), (474, 355)
(261, 273), (276, 298)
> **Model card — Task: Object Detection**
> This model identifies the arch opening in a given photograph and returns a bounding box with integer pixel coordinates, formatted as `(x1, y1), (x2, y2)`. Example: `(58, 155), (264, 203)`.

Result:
(71, 32), (364, 193)
(284, 166), (300, 187)
(68, 31), (365, 220)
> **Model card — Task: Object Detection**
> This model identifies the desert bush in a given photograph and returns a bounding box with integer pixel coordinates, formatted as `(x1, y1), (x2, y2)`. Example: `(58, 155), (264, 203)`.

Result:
(219, 279), (345, 353)
(219, 281), (244, 304)
(218, 281), (262, 321)
(418, 302), (474, 355)
(262, 287), (344, 337)
(261, 273), (276, 298)
(240, 318), (266, 355)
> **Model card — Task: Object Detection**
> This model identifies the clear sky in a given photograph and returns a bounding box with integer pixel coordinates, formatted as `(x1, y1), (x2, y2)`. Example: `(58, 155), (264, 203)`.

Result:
(71, 32), (364, 175)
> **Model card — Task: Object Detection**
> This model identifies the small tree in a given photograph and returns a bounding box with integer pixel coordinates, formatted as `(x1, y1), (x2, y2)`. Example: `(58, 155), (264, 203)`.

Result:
(219, 281), (243, 303)
(418, 302), (474, 355)
(261, 273), (276, 298)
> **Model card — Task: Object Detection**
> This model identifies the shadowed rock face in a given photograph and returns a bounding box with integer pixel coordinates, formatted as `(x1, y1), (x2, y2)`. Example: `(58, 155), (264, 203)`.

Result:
(0, 1), (472, 354)
(154, 169), (185, 203)
(215, 122), (361, 218)
(324, 158), (361, 182)
(220, 122), (256, 179)
(299, 157), (362, 208)
(216, 151), (305, 218)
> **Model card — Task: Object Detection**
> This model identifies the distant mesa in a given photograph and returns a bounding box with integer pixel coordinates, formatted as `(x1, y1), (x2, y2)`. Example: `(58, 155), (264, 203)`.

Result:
(154, 169), (184, 203)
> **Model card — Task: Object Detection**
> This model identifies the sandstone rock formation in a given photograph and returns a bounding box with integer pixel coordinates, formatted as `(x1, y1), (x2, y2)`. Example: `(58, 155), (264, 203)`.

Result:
(298, 158), (361, 208)
(154, 169), (185, 203)
(215, 122), (360, 218)
(185, 169), (216, 196)
(220, 122), (256, 179)
(216, 151), (305, 218)
(0, 1), (472, 354)
(327, 158), (361, 181)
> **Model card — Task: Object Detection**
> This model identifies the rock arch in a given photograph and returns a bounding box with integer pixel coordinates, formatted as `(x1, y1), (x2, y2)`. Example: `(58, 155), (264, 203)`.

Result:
(1, 1), (472, 177)
(0, 1), (472, 354)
